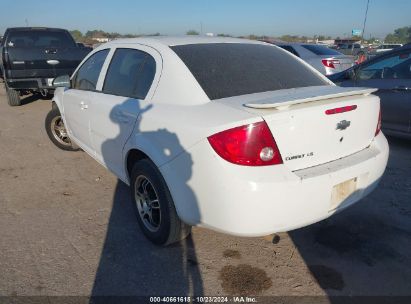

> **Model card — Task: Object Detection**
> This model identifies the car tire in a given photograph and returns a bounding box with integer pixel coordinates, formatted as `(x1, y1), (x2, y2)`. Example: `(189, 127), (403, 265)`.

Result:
(5, 85), (21, 106)
(45, 107), (79, 151)
(130, 159), (191, 246)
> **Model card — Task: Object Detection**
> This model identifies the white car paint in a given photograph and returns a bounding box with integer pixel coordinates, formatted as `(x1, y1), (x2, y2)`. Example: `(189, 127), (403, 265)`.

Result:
(53, 36), (389, 237)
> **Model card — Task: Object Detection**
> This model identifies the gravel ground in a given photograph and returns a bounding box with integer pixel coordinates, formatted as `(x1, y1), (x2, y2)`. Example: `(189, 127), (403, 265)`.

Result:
(0, 86), (410, 301)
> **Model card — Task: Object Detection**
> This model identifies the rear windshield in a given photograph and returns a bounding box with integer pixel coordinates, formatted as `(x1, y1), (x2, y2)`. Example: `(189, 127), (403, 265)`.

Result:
(171, 43), (328, 100)
(301, 44), (342, 56)
(6, 30), (76, 48)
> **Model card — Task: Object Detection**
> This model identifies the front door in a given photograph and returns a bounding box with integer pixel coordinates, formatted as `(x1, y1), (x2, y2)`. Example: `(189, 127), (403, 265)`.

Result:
(62, 49), (110, 154)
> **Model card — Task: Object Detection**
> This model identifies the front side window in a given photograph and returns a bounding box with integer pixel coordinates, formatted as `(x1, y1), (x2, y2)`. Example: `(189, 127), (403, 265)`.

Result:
(171, 43), (328, 100)
(357, 51), (411, 80)
(73, 49), (109, 91)
(103, 48), (156, 99)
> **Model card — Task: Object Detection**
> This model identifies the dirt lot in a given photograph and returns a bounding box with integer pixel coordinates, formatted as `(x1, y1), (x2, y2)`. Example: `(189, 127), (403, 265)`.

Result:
(0, 86), (411, 300)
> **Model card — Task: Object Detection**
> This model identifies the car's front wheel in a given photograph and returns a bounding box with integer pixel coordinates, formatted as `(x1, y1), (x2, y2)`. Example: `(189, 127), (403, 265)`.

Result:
(45, 107), (79, 151)
(131, 159), (191, 246)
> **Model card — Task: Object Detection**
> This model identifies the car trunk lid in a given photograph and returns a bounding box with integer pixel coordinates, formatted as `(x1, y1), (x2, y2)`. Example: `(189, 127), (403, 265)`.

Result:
(221, 85), (380, 171)
(321, 55), (355, 73)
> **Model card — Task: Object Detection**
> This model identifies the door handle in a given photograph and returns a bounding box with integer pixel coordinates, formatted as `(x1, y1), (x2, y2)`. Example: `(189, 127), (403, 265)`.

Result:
(393, 86), (411, 91)
(80, 101), (88, 110)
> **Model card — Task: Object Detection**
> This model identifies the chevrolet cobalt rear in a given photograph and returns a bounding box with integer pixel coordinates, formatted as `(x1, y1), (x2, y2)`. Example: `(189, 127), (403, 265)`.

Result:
(46, 37), (389, 245)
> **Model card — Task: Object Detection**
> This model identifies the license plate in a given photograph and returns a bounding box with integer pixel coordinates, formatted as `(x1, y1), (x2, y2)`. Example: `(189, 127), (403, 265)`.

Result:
(47, 78), (54, 86)
(330, 177), (357, 210)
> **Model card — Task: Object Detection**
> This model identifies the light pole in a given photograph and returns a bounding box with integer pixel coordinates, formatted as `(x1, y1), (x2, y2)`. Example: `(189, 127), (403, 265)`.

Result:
(361, 0), (370, 42)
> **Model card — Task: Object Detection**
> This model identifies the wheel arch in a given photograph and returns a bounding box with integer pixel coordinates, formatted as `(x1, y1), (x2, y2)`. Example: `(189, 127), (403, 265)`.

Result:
(125, 148), (151, 183)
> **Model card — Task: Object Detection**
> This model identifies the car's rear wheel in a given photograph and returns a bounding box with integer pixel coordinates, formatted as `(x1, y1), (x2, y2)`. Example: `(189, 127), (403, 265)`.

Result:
(45, 107), (78, 151)
(131, 159), (191, 246)
(5, 85), (21, 106)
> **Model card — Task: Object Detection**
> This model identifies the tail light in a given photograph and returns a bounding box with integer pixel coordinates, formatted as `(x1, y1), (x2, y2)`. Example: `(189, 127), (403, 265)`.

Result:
(322, 59), (340, 69)
(375, 108), (382, 136)
(208, 121), (283, 166)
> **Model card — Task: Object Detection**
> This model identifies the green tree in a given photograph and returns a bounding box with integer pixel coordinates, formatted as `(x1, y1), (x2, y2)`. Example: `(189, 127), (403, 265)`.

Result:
(85, 30), (108, 38)
(384, 26), (411, 43)
(70, 30), (83, 41)
(186, 30), (199, 35)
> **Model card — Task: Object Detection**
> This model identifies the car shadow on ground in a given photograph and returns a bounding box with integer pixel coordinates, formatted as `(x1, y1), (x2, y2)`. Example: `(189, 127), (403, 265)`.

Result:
(90, 100), (204, 301)
(90, 181), (203, 298)
(289, 136), (411, 300)
(20, 93), (51, 106)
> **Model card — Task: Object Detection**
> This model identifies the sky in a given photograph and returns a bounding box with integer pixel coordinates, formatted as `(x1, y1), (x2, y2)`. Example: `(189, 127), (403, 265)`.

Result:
(1, 0), (410, 38)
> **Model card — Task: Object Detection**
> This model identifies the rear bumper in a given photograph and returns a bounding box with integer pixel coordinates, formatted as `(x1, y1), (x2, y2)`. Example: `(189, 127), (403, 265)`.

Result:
(6, 78), (56, 90)
(161, 133), (389, 237)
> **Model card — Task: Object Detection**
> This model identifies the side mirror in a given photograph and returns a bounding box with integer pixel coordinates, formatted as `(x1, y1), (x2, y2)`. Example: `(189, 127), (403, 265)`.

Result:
(53, 75), (71, 88)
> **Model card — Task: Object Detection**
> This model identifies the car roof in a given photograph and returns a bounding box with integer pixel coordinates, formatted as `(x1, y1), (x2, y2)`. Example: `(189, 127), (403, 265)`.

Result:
(6, 27), (68, 32)
(104, 35), (263, 48)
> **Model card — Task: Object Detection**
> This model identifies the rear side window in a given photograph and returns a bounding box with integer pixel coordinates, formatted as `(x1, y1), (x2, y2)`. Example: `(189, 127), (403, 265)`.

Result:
(301, 44), (342, 56)
(103, 48), (156, 99)
(73, 49), (109, 91)
(6, 30), (76, 48)
(171, 43), (328, 100)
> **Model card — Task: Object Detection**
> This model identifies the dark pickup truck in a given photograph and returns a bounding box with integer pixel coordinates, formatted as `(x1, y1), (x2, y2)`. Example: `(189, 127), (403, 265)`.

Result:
(0, 27), (91, 106)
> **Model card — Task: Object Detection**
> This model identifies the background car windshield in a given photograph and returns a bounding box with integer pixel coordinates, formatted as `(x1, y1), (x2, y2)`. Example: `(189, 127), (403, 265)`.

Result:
(357, 51), (411, 80)
(171, 43), (328, 100)
(302, 44), (342, 56)
(278, 45), (300, 57)
(6, 30), (76, 48)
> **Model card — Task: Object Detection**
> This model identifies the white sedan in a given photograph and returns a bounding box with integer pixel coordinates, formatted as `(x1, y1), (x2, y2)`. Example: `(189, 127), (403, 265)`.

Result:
(46, 36), (389, 245)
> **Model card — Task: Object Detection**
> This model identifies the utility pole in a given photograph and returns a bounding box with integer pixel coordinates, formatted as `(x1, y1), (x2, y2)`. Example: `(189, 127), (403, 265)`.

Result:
(25, 18), (28, 26)
(361, 0), (370, 42)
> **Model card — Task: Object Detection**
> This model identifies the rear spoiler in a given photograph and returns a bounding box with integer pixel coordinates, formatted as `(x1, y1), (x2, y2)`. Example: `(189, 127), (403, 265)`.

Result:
(244, 86), (377, 110)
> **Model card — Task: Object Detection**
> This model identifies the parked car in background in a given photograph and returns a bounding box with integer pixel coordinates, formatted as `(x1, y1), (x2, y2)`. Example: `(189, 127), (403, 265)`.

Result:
(46, 37), (388, 245)
(329, 44), (411, 139)
(76, 42), (93, 53)
(0, 27), (91, 106)
(275, 43), (354, 75)
(335, 43), (366, 57)
(368, 43), (403, 56)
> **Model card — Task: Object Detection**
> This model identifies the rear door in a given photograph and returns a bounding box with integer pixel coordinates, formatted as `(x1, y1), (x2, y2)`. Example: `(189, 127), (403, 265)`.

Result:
(62, 49), (110, 154)
(354, 49), (411, 134)
(89, 46), (160, 178)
